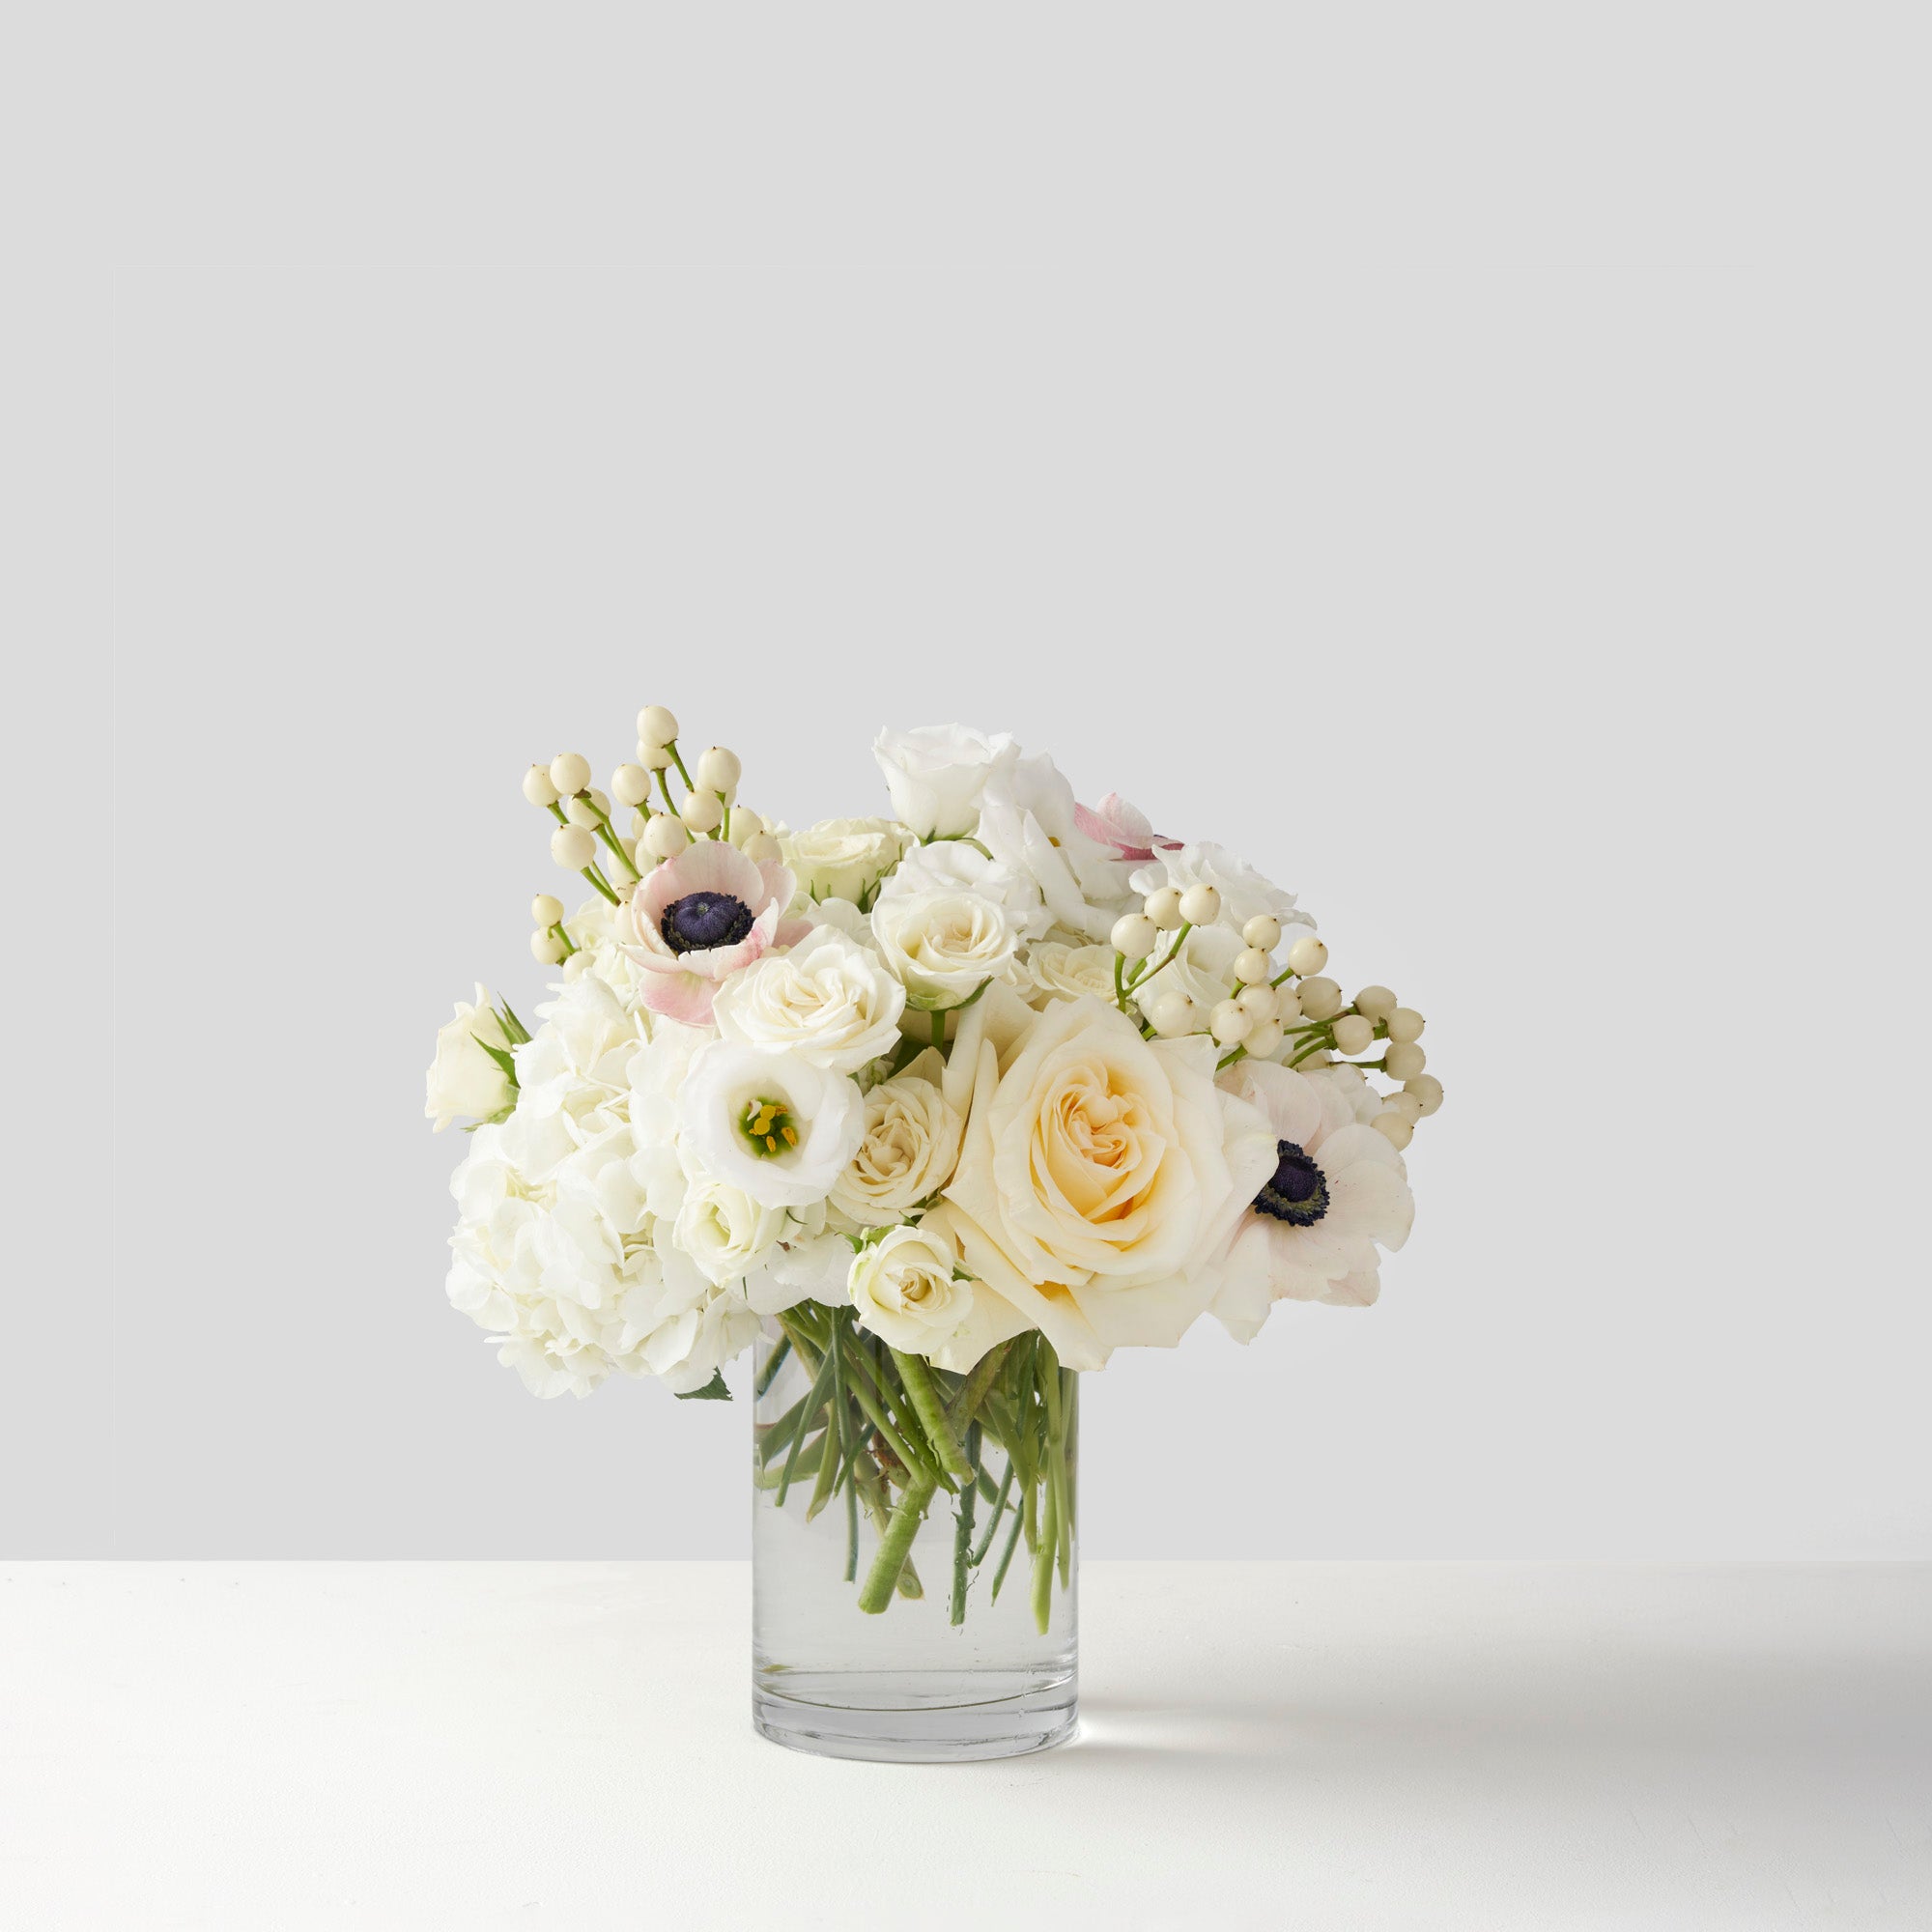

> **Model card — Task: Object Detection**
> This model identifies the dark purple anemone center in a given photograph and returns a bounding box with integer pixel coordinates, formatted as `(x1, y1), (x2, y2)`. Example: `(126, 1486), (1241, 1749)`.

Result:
(1253, 1140), (1328, 1226)
(661, 892), (755, 954)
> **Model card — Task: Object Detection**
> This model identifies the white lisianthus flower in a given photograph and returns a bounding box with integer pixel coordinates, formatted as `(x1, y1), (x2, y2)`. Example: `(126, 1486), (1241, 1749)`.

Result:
(677, 1040), (866, 1208)
(847, 1222), (975, 1352)
(1205, 1059), (1414, 1340)
(1027, 940), (1123, 1008)
(670, 1170), (791, 1288)
(926, 994), (1277, 1371)
(870, 889), (1022, 1009)
(977, 753), (1138, 942)
(877, 837), (1047, 939)
(1128, 840), (1313, 939)
(712, 926), (906, 1074)
(872, 724), (1018, 838)
(829, 1048), (965, 1226)
(425, 984), (516, 1130)
(781, 816), (909, 905)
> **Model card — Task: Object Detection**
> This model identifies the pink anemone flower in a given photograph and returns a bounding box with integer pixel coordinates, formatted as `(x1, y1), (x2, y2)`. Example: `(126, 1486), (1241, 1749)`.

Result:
(621, 840), (809, 1025)
(1071, 791), (1181, 864)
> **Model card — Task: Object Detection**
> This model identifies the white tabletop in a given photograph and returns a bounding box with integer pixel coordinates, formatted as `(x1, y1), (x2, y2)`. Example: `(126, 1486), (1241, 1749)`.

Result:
(3, 1562), (1925, 1929)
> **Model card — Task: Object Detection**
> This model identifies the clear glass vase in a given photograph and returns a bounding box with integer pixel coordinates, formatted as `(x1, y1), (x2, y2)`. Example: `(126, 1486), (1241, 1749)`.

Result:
(751, 1306), (1078, 1762)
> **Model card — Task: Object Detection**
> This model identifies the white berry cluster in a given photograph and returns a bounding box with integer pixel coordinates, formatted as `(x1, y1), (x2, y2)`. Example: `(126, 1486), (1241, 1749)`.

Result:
(520, 705), (782, 973)
(1109, 895), (1441, 1151)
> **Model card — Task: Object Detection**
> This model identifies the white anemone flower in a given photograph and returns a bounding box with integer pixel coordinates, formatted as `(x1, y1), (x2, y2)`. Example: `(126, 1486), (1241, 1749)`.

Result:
(1207, 1059), (1414, 1340)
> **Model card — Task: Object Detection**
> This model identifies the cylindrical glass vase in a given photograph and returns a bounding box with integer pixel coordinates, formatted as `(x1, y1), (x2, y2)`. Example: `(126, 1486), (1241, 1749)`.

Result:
(751, 1307), (1078, 1762)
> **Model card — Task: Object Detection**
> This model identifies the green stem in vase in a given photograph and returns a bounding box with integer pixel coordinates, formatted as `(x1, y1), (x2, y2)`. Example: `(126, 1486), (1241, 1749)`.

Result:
(838, 1334), (939, 1488)
(829, 1320), (859, 1583)
(1030, 1469), (1059, 1635)
(849, 1451), (922, 1601)
(944, 1340), (1010, 1436)
(857, 1468), (938, 1614)
(989, 1483), (1027, 1603)
(753, 1332), (792, 1399)
(971, 1452), (1016, 1566)
(890, 1349), (974, 1486)
(805, 1403), (841, 1521)
(775, 1347), (838, 1508)
(950, 1422), (981, 1626)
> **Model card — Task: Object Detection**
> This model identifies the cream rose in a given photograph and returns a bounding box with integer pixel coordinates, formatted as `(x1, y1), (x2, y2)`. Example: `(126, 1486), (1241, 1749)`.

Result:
(781, 816), (909, 905)
(847, 1222), (975, 1351)
(425, 983), (516, 1131)
(829, 1049), (964, 1227)
(870, 889), (1021, 1009)
(1026, 940), (1122, 1008)
(712, 926), (906, 1074)
(668, 1171), (789, 1288)
(927, 995), (1277, 1371)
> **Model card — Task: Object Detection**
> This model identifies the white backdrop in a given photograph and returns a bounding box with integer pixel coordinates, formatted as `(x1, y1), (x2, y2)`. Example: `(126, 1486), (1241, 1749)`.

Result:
(40, 10), (1929, 1558)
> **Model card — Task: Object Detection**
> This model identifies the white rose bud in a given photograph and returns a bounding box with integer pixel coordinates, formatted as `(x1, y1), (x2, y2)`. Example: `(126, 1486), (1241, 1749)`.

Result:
(530, 894), (563, 925)
(640, 814), (691, 861)
(696, 746), (742, 792)
(1178, 883), (1221, 926)
(1111, 913), (1158, 962)
(551, 824), (597, 870)
(549, 752), (591, 796)
(610, 764), (651, 807)
(638, 705), (679, 746)
(1286, 933), (1328, 976)
(522, 764), (559, 807)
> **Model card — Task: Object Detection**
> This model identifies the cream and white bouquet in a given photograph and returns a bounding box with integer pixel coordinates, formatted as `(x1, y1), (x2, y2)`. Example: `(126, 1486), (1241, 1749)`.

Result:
(428, 709), (1440, 1622)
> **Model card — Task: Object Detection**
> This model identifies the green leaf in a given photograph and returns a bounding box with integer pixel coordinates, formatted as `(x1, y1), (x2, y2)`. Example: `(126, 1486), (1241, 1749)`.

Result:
(496, 1000), (531, 1045)
(471, 1035), (522, 1086)
(675, 1370), (732, 1402)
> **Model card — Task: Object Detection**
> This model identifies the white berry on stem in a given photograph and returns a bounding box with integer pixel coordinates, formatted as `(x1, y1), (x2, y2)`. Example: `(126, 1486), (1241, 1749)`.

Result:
(1111, 913), (1158, 962)
(523, 764), (560, 807)
(551, 824), (597, 870)
(549, 752), (591, 796)
(1178, 883), (1221, 926)
(1242, 914), (1281, 951)
(1286, 933), (1328, 977)
(1143, 887), (1184, 931)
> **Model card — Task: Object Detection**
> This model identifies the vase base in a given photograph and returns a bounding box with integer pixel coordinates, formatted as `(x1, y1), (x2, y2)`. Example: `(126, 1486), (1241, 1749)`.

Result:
(752, 1668), (1078, 1763)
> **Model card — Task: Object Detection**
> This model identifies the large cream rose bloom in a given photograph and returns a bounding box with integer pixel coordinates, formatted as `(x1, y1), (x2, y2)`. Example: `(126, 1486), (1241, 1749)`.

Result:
(925, 994), (1276, 1371)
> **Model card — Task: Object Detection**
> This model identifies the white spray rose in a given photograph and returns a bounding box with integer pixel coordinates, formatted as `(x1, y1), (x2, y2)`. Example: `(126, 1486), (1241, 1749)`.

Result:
(425, 984), (516, 1130)
(670, 1171), (791, 1288)
(782, 816), (908, 904)
(829, 1049), (965, 1226)
(870, 890), (1021, 1009)
(872, 724), (1018, 838)
(847, 1222), (975, 1352)
(712, 926), (906, 1074)
(1026, 940), (1122, 1008)
(676, 1039), (866, 1209)
(877, 836), (1048, 939)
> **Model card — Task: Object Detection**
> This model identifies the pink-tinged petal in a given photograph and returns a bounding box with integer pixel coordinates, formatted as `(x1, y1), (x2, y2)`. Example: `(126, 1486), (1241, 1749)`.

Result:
(638, 972), (719, 1026)
(656, 838), (767, 904)
(754, 859), (797, 912)
(774, 918), (814, 949)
